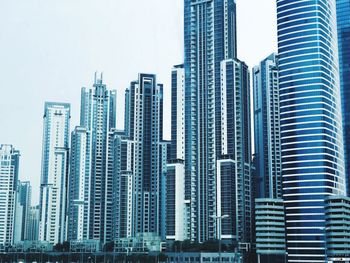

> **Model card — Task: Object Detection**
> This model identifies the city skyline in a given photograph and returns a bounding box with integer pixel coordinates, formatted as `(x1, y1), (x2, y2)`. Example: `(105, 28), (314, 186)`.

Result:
(0, 0), (277, 204)
(0, 0), (349, 262)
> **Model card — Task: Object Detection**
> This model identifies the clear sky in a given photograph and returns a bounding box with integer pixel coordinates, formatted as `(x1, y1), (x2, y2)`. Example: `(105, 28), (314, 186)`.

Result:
(0, 0), (277, 204)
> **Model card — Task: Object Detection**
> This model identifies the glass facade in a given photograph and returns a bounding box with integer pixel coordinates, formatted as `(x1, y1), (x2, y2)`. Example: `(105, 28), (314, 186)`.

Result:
(123, 73), (166, 238)
(170, 64), (185, 161)
(166, 166), (176, 238)
(336, 0), (350, 195)
(184, 0), (237, 242)
(253, 54), (285, 262)
(166, 64), (188, 242)
(67, 126), (90, 241)
(218, 59), (252, 245)
(276, 0), (345, 262)
(78, 74), (117, 242)
(253, 54), (282, 200)
(113, 135), (134, 240)
(17, 181), (32, 241)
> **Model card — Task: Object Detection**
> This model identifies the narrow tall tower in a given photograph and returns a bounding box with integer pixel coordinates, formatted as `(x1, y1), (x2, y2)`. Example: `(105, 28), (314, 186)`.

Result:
(122, 73), (165, 237)
(276, 0), (345, 261)
(18, 181), (32, 241)
(0, 145), (20, 246)
(26, 205), (40, 241)
(166, 64), (189, 242)
(253, 54), (286, 262)
(39, 102), (70, 244)
(184, 0), (237, 242)
(67, 126), (90, 241)
(253, 54), (281, 200)
(336, 0), (350, 195)
(217, 59), (252, 246)
(71, 73), (117, 243)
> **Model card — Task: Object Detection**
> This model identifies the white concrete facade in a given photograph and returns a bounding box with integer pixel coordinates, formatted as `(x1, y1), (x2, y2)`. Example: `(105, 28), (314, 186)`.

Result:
(39, 102), (70, 244)
(0, 145), (20, 246)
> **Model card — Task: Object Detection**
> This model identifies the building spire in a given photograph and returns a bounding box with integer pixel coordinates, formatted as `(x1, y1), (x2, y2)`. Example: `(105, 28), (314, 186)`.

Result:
(94, 71), (103, 85)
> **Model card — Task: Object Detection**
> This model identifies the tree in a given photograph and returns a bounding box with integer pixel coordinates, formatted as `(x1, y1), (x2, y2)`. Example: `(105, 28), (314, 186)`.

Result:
(103, 241), (115, 252)
(62, 241), (70, 252)
(53, 243), (63, 252)
(181, 240), (200, 252)
(158, 253), (168, 262)
(200, 240), (219, 252)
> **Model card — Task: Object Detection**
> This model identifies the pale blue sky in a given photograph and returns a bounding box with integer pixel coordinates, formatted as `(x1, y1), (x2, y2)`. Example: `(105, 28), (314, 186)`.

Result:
(0, 0), (277, 204)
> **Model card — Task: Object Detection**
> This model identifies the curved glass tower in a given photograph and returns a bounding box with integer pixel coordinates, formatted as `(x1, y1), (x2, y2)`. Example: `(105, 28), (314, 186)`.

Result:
(336, 0), (350, 195)
(276, 0), (345, 262)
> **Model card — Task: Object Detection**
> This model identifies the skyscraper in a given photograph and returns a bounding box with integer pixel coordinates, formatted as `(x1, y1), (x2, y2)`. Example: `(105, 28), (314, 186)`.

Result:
(68, 126), (90, 241)
(159, 140), (170, 240)
(39, 102), (70, 244)
(13, 181), (32, 243)
(253, 54), (286, 263)
(18, 181), (32, 241)
(120, 73), (166, 238)
(217, 59), (252, 247)
(113, 134), (134, 240)
(72, 73), (117, 243)
(276, 0), (345, 261)
(0, 145), (20, 246)
(336, 0), (350, 195)
(13, 188), (24, 244)
(170, 65), (185, 162)
(166, 64), (189, 242)
(253, 54), (282, 199)
(26, 205), (40, 241)
(184, 0), (237, 243)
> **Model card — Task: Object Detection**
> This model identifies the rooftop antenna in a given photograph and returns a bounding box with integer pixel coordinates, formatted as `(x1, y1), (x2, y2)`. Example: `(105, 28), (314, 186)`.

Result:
(94, 71), (98, 84)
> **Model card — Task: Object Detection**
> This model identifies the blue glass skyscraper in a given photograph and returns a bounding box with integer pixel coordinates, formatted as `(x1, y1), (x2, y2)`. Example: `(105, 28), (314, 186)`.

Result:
(276, 0), (345, 262)
(336, 0), (350, 195)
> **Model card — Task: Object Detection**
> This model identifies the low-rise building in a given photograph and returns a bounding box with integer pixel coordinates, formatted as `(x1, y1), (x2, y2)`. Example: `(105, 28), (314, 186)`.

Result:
(255, 198), (286, 263)
(115, 233), (165, 254)
(165, 252), (242, 263)
(325, 196), (350, 262)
